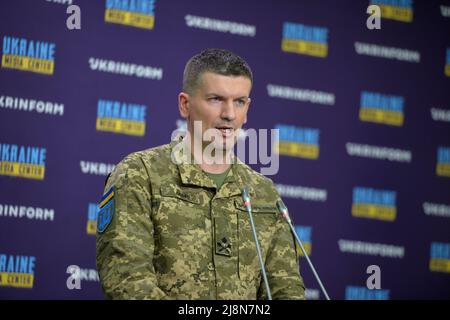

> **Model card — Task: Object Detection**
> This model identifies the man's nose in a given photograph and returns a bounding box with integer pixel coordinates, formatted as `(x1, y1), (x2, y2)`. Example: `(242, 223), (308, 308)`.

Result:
(221, 100), (236, 121)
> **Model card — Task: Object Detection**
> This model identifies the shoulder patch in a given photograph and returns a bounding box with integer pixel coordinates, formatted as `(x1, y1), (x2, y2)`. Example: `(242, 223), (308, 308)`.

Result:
(97, 187), (115, 233)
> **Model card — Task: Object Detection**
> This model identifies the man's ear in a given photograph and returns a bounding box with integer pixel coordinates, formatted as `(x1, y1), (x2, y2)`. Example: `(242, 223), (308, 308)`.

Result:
(243, 97), (251, 124)
(178, 92), (190, 118)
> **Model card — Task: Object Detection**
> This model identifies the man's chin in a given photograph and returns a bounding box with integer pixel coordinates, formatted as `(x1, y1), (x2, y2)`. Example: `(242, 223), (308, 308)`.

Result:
(213, 142), (234, 151)
(207, 139), (235, 153)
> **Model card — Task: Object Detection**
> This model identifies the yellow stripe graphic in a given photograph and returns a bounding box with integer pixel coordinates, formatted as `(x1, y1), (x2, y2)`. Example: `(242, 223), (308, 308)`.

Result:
(281, 39), (328, 57)
(275, 141), (319, 159)
(445, 64), (450, 77)
(0, 273), (34, 288)
(297, 243), (311, 257)
(429, 259), (450, 273)
(379, 5), (413, 22)
(87, 221), (97, 235)
(100, 191), (115, 208)
(436, 163), (450, 177)
(105, 9), (154, 29)
(0, 162), (45, 180)
(352, 204), (396, 221)
(2, 54), (54, 75)
(360, 108), (404, 126)
(96, 118), (146, 136)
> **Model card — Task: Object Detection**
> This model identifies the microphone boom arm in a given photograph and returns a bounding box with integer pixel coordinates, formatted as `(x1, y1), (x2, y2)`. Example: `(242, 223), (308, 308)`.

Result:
(242, 187), (272, 300)
(277, 200), (331, 301)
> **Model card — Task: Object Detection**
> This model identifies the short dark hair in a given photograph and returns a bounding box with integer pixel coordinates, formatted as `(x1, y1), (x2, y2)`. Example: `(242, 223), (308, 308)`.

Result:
(182, 48), (253, 94)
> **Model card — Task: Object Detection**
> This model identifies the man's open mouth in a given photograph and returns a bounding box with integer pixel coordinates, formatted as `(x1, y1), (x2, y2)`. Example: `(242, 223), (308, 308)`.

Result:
(215, 127), (234, 137)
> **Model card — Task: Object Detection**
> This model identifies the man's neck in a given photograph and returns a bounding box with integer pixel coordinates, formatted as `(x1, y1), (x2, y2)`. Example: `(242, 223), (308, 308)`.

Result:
(201, 162), (231, 174)
(183, 136), (233, 174)
(197, 148), (233, 174)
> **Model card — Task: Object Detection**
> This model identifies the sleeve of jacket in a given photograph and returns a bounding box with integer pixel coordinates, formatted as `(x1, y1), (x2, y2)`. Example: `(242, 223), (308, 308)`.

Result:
(258, 185), (306, 300)
(96, 154), (169, 300)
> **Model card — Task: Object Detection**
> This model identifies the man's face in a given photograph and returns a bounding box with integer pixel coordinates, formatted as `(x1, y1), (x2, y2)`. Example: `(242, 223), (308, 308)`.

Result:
(179, 71), (252, 151)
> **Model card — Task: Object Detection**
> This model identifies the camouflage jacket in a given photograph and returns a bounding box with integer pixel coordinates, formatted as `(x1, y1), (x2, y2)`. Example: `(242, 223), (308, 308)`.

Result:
(96, 140), (305, 300)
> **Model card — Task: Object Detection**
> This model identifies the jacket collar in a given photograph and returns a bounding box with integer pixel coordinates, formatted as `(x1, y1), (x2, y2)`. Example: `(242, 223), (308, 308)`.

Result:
(170, 138), (253, 198)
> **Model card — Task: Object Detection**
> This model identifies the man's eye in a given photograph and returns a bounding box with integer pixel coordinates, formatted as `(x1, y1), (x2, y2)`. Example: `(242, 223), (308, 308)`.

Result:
(209, 97), (221, 102)
(236, 100), (245, 106)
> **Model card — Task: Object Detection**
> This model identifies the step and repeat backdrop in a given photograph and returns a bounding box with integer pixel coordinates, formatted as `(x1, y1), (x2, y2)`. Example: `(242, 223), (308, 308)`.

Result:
(0, 0), (449, 299)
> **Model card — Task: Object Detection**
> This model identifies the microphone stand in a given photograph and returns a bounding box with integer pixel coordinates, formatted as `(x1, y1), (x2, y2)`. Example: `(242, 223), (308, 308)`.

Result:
(276, 200), (331, 301)
(242, 187), (272, 300)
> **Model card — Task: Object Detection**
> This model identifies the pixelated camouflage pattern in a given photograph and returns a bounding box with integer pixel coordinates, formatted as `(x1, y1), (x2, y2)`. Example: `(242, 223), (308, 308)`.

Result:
(96, 140), (305, 300)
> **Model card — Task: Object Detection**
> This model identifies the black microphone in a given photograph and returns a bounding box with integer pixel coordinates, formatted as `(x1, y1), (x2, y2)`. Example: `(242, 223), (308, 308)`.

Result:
(276, 200), (331, 300)
(241, 187), (272, 300)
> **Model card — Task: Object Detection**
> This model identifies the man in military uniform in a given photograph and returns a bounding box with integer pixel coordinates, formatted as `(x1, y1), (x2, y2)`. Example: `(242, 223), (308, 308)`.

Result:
(96, 48), (306, 300)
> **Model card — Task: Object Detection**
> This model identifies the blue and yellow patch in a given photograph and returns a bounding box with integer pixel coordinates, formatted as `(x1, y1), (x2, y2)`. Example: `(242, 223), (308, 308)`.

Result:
(97, 187), (115, 233)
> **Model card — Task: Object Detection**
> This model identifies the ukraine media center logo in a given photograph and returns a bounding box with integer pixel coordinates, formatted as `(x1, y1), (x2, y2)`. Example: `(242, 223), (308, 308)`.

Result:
(294, 225), (312, 256)
(281, 22), (328, 58)
(1, 35), (55, 75)
(96, 99), (147, 136)
(87, 203), (98, 235)
(360, 91), (405, 127)
(352, 187), (397, 222)
(429, 242), (450, 273)
(274, 124), (320, 160)
(0, 143), (47, 180)
(0, 254), (36, 289)
(445, 48), (450, 77)
(436, 147), (450, 177)
(105, 0), (156, 30)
